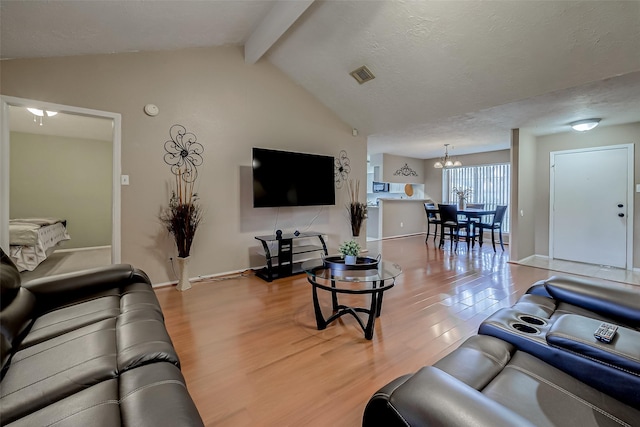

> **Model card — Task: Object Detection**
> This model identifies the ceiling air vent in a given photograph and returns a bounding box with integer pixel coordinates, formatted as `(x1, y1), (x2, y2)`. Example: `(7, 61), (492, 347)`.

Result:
(350, 65), (375, 84)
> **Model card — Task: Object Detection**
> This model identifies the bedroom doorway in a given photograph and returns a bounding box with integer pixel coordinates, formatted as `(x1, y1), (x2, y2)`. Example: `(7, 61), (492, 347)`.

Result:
(0, 96), (122, 273)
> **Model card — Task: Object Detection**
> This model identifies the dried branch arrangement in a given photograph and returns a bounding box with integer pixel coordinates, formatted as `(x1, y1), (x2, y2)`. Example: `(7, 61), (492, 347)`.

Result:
(347, 179), (367, 237)
(160, 170), (203, 258)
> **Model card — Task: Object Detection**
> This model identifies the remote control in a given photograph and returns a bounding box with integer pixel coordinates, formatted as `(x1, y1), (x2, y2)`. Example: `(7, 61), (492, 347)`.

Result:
(594, 322), (618, 343)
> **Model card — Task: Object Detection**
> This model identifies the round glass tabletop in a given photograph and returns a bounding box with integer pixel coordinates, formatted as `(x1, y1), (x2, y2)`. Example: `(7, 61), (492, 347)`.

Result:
(302, 257), (402, 283)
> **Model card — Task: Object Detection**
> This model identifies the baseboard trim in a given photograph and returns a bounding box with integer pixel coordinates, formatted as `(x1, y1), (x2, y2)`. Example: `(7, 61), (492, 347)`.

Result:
(517, 254), (548, 264)
(152, 266), (252, 288)
(55, 245), (111, 253)
(379, 232), (424, 240)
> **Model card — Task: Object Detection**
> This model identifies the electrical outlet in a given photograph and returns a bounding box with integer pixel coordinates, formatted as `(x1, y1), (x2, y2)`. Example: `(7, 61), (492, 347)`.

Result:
(400, 222), (404, 228)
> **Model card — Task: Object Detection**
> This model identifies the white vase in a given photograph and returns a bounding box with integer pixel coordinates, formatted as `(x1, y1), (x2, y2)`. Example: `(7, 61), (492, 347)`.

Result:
(176, 256), (192, 291)
(345, 255), (357, 265)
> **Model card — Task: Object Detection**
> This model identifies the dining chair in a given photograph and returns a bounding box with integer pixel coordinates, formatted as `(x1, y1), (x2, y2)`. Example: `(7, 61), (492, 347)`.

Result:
(438, 204), (478, 251)
(424, 203), (441, 244)
(479, 205), (507, 252)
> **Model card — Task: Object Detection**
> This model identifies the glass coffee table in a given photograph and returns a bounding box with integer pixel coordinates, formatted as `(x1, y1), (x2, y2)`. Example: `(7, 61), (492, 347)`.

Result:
(302, 257), (402, 340)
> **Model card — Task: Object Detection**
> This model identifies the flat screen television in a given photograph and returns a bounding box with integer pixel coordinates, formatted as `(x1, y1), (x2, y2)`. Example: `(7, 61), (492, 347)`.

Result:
(252, 148), (336, 208)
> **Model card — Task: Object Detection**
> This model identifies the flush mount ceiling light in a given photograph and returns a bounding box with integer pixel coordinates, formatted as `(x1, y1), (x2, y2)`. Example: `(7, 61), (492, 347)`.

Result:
(434, 144), (462, 169)
(27, 107), (58, 126)
(570, 118), (600, 132)
(27, 108), (58, 117)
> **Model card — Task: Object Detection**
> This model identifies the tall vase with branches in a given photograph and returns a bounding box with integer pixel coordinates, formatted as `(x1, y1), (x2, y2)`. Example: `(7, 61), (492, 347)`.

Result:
(347, 179), (367, 237)
(161, 124), (204, 291)
(162, 172), (203, 257)
(160, 171), (203, 290)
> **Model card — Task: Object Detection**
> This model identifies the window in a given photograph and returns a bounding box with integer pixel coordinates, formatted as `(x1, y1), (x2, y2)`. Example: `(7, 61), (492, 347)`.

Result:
(442, 163), (511, 232)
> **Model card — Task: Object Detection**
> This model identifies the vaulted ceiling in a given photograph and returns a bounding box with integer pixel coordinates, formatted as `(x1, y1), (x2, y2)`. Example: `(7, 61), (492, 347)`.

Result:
(2, 0), (639, 159)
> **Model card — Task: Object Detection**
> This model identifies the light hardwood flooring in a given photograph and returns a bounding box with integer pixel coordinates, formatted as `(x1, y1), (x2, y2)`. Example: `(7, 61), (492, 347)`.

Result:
(153, 235), (610, 426)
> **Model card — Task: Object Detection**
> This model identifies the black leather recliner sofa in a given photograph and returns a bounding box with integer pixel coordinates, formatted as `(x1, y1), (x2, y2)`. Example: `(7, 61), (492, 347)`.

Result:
(363, 275), (640, 426)
(0, 249), (204, 426)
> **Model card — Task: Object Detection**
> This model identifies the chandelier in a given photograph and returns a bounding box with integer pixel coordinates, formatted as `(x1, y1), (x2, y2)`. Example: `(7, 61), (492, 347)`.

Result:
(433, 144), (462, 169)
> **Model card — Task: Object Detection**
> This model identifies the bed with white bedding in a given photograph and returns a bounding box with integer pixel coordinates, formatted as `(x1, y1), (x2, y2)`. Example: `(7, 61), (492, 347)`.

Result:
(9, 218), (70, 271)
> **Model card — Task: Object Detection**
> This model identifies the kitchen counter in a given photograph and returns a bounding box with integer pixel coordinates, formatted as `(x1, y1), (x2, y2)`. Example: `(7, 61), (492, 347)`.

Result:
(376, 198), (431, 202)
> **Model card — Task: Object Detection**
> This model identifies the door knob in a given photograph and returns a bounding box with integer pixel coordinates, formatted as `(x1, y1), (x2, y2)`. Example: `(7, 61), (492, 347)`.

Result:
(618, 204), (624, 208)
(618, 213), (625, 217)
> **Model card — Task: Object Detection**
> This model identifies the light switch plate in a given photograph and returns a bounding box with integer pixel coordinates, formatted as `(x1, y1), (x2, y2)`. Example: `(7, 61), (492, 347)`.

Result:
(121, 175), (129, 185)
(636, 184), (640, 193)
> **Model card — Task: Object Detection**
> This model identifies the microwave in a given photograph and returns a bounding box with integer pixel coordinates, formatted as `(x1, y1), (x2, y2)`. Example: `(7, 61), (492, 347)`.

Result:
(372, 181), (390, 192)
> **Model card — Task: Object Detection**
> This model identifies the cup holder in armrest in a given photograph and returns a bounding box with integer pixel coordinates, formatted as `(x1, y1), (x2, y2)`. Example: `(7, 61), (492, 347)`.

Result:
(517, 315), (546, 326)
(512, 323), (539, 334)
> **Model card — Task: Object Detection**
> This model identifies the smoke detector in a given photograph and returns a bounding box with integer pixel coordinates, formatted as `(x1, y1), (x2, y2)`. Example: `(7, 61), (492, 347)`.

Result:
(350, 65), (375, 84)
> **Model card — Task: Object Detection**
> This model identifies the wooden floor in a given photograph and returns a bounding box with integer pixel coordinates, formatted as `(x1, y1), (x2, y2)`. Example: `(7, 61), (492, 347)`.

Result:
(154, 235), (564, 426)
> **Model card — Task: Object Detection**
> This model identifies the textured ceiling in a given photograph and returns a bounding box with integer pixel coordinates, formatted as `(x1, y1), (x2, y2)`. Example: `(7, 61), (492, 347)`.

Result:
(0, 0), (273, 58)
(2, 0), (639, 159)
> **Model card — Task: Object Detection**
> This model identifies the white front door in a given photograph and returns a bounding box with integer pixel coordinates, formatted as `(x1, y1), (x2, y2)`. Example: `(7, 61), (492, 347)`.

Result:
(550, 145), (633, 269)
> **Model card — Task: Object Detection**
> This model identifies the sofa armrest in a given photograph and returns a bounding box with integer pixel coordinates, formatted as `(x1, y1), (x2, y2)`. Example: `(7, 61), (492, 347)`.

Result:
(386, 367), (536, 427)
(525, 280), (551, 297)
(543, 276), (640, 327)
(546, 314), (640, 376)
(23, 264), (151, 311)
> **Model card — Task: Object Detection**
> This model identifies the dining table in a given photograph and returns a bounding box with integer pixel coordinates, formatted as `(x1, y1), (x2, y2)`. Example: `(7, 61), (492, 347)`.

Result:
(425, 205), (497, 248)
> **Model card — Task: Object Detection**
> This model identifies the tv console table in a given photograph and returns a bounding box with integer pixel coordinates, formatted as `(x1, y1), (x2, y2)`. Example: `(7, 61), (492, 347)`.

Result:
(255, 231), (328, 282)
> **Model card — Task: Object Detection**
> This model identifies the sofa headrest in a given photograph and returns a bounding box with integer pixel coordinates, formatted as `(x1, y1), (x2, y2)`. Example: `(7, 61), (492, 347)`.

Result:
(1, 248), (22, 310)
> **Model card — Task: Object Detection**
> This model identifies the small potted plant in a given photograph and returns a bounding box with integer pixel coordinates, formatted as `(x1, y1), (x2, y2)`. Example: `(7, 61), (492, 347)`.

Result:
(339, 239), (361, 265)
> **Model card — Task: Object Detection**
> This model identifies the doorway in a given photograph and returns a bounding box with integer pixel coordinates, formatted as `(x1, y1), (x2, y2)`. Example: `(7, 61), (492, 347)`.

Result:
(549, 144), (634, 269)
(0, 96), (122, 266)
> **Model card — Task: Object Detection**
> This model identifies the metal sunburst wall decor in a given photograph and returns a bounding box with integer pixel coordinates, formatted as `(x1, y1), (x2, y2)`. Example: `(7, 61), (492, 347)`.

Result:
(394, 163), (418, 177)
(164, 124), (204, 182)
(334, 150), (351, 189)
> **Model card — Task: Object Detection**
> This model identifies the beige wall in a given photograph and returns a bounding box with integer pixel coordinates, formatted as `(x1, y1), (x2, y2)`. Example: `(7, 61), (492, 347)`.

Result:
(510, 129), (536, 262)
(422, 149), (511, 202)
(1, 46), (366, 283)
(10, 132), (112, 249)
(532, 123), (640, 267)
(379, 199), (428, 238)
(380, 153), (424, 183)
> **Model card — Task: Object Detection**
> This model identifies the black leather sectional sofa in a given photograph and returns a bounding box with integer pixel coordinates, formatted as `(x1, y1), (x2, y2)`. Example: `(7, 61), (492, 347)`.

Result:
(0, 249), (203, 426)
(363, 275), (640, 426)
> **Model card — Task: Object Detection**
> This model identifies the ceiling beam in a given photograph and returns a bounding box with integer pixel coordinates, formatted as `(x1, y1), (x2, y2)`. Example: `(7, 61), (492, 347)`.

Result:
(244, 0), (314, 64)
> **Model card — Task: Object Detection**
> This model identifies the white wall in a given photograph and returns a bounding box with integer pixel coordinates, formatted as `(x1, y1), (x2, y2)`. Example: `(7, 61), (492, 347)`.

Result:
(0, 46), (366, 283)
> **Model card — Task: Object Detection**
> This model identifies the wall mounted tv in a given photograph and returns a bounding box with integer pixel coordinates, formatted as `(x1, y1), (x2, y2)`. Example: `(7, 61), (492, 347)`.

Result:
(252, 147), (336, 208)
